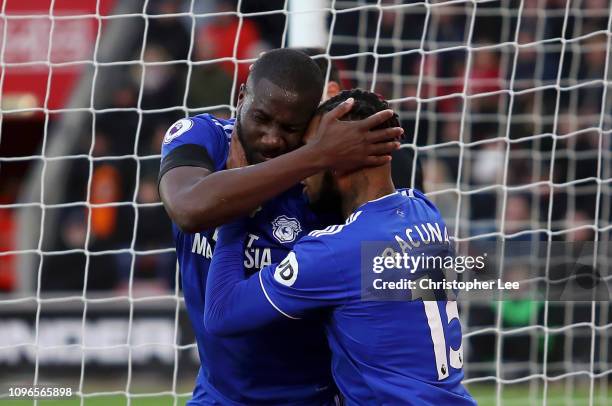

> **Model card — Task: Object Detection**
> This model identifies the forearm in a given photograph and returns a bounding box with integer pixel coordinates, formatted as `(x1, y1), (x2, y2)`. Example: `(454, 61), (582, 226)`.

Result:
(204, 223), (282, 336)
(182, 144), (324, 230)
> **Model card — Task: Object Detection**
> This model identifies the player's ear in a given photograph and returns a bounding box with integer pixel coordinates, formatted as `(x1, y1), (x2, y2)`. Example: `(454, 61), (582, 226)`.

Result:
(325, 81), (341, 101)
(236, 84), (246, 108)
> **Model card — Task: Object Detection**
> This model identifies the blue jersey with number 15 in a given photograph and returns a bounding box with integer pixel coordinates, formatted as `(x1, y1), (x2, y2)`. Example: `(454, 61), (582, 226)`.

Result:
(206, 189), (477, 405)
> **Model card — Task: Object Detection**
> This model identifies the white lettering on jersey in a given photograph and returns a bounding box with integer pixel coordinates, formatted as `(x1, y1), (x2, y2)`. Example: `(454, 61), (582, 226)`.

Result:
(244, 233), (272, 270)
(244, 247), (272, 270)
(163, 118), (193, 144)
(191, 233), (212, 259)
(246, 233), (259, 248)
(393, 223), (451, 254)
(274, 251), (298, 287)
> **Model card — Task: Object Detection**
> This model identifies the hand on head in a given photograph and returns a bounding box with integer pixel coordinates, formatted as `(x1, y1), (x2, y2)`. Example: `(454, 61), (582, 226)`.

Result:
(304, 91), (403, 175)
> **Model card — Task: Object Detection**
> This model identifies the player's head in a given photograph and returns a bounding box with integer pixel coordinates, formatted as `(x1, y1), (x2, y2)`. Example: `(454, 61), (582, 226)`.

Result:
(235, 48), (325, 164)
(303, 89), (399, 216)
(294, 47), (342, 101)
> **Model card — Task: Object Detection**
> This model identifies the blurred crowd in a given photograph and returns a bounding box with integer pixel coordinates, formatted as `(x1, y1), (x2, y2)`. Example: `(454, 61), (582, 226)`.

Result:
(0, 0), (611, 375)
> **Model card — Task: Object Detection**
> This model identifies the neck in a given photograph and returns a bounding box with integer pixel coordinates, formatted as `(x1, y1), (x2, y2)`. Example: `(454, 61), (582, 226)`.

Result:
(341, 168), (395, 219)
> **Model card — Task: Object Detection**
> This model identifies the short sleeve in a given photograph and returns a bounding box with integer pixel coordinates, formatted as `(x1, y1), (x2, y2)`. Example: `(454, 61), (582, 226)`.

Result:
(159, 115), (230, 181)
(259, 237), (348, 319)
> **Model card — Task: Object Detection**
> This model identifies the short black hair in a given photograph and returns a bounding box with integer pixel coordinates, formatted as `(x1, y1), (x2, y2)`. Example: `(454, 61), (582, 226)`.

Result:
(248, 48), (324, 102)
(319, 89), (423, 190)
(294, 47), (341, 85)
(318, 89), (400, 130)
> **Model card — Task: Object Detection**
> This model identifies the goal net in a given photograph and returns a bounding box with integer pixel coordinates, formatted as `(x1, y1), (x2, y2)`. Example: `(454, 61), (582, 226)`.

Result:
(1, 0), (611, 405)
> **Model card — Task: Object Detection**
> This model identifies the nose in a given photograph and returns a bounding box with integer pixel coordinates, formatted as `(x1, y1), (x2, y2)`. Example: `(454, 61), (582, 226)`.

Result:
(260, 130), (284, 150)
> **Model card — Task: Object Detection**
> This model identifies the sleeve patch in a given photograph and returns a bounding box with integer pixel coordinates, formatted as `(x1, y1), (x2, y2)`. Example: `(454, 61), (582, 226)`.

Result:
(274, 251), (299, 287)
(157, 144), (215, 184)
(164, 119), (194, 144)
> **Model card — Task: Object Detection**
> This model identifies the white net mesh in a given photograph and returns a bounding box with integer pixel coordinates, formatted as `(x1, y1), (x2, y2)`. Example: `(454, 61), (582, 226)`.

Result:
(0, 0), (611, 405)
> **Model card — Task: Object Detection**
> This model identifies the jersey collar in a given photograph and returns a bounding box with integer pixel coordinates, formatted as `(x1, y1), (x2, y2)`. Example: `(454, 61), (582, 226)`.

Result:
(354, 190), (405, 213)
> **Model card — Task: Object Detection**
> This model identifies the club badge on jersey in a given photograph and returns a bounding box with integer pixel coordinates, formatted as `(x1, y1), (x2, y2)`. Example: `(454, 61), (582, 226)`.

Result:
(271, 215), (302, 244)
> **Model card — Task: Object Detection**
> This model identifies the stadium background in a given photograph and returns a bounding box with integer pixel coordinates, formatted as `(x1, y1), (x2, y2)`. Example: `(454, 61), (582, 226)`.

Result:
(0, 0), (611, 405)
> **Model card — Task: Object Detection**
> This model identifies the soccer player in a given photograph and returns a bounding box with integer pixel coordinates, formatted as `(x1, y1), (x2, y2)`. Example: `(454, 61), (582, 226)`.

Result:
(159, 49), (403, 404)
(296, 47), (424, 190)
(205, 89), (476, 405)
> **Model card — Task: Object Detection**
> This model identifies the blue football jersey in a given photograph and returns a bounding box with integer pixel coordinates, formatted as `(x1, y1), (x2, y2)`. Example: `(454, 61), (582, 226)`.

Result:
(160, 114), (336, 405)
(206, 189), (476, 405)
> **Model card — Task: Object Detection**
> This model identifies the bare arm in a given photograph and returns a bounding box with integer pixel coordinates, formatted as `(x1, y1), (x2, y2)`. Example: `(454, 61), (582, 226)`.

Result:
(160, 100), (403, 232)
(161, 145), (324, 232)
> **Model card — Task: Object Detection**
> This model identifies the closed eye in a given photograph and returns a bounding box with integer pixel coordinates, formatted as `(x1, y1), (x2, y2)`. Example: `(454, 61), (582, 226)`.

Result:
(252, 111), (269, 123)
(281, 124), (303, 133)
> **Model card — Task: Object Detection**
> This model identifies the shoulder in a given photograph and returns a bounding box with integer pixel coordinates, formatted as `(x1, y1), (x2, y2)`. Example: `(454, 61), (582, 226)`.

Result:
(303, 211), (365, 254)
(160, 114), (235, 168)
(201, 114), (235, 139)
(307, 211), (363, 238)
(400, 188), (445, 223)
(163, 114), (233, 146)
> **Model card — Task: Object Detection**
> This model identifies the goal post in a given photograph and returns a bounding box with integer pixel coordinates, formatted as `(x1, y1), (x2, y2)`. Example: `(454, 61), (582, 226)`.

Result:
(288, 0), (329, 48)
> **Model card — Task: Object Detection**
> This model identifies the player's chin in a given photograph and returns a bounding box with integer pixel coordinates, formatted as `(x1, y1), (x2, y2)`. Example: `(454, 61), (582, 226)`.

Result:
(249, 154), (267, 164)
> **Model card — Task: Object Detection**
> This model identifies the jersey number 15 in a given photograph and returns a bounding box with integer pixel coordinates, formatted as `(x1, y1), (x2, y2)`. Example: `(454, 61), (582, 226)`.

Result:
(422, 300), (464, 380)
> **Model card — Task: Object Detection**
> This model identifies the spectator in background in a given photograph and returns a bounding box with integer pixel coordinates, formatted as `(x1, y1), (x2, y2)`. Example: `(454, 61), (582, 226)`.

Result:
(467, 46), (501, 111)
(96, 85), (139, 156)
(504, 194), (532, 237)
(515, 31), (539, 89)
(88, 162), (133, 255)
(472, 140), (505, 186)
(197, 0), (267, 87)
(133, 176), (176, 292)
(432, 6), (464, 45)
(42, 209), (118, 292)
(422, 159), (456, 221)
(565, 210), (595, 242)
(131, 44), (185, 156)
(90, 165), (121, 247)
(146, 0), (191, 61)
(188, 32), (234, 115)
(434, 55), (465, 114)
(133, 44), (186, 111)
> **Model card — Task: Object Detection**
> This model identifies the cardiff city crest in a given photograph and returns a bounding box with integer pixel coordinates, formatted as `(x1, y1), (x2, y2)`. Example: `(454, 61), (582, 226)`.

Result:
(272, 215), (302, 244)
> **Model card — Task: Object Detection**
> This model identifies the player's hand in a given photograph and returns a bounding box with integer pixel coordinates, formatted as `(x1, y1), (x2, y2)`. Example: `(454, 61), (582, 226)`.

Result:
(307, 97), (403, 173)
(226, 133), (249, 169)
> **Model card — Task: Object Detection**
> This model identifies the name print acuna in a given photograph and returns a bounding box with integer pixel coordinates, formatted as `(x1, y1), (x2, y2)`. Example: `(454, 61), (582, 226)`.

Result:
(389, 221), (451, 255)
